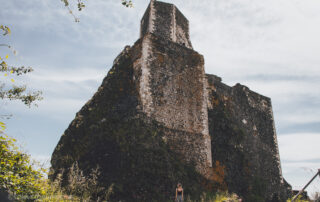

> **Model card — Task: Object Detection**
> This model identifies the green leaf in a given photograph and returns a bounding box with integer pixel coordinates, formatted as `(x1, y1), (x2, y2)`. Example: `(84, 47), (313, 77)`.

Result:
(0, 122), (6, 130)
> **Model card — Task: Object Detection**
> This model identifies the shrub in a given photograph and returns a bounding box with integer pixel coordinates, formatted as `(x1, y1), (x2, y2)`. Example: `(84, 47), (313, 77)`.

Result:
(0, 134), (112, 201)
(41, 163), (113, 202)
(286, 195), (310, 202)
(0, 134), (46, 200)
(184, 191), (240, 202)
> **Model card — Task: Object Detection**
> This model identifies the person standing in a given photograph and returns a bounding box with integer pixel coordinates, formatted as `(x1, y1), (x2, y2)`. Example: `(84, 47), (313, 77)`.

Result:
(175, 183), (184, 202)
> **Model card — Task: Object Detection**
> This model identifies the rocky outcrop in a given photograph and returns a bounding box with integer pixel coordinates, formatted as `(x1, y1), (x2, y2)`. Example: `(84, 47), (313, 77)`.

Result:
(50, 0), (291, 201)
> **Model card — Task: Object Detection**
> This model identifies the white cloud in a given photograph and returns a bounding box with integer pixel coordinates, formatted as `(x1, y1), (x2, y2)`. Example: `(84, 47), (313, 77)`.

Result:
(282, 161), (320, 196)
(279, 133), (320, 162)
(3, 97), (87, 122)
(29, 66), (106, 83)
(180, 0), (320, 84)
(279, 133), (320, 195)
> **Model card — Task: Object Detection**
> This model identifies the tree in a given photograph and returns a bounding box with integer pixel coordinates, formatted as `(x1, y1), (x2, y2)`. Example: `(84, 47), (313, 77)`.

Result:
(0, 25), (42, 134)
(0, 134), (112, 201)
(0, 24), (43, 200)
(0, 26), (42, 107)
(0, 135), (47, 201)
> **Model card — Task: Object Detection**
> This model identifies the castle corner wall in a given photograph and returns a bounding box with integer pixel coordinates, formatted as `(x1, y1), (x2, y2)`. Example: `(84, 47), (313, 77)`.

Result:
(206, 74), (291, 200)
(134, 33), (212, 174)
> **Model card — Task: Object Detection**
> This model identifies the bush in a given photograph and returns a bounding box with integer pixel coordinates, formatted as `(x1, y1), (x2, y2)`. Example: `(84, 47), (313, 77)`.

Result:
(183, 191), (240, 202)
(42, 163), (113, 201)
(286, 195), (310, 202)
(0, 134), (113, 201)
(0, 134), (46, 200)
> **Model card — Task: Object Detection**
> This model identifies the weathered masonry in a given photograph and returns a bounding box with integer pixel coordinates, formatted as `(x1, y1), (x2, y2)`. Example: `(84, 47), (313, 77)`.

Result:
(50, 0), (291, 201)
(137, 0), (212, 174)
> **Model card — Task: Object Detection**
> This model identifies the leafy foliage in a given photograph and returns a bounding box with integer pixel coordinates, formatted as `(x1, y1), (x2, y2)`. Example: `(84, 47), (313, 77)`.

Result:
(183, 191), (241, 202)
(0, 25), (42, 107)
(0, 133), (113, 201)
(66, 162), (114, 201)
(121, 0), (133, 7)
(0, 25), (11, 36)
(60, 0), (133, 22)
(0, 25), (42, 139)
(286, 195), (310, 202)
(0, 25), (43, 200)
(0, 135), (47, 200)
(0, 84), (42, 107)
(43, 162), (113, 201)
(0, 25), (43, 198)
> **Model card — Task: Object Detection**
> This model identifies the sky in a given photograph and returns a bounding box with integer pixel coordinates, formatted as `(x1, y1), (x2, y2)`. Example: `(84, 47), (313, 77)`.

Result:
(1, 0), (320, 196)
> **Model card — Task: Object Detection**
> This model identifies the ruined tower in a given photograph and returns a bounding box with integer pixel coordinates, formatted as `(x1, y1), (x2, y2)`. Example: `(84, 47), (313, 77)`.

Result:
(135, 0), (212, 173)
(50, 1), (290, 201)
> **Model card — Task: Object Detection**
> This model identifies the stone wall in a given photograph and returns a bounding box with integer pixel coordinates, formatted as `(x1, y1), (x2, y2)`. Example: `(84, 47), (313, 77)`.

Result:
(50, 41), (212, 201)
(175, 7), (192, 48)
(51, 1), (291, 200)
(140, 1), (192, 49)
(134, 33), (212, 173)
(206, 74), (291, 201)
(140, 4), (150, 37)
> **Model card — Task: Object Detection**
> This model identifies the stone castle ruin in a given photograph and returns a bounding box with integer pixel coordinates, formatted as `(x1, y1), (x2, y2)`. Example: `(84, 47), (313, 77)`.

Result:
(51, 0), (291, 201)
